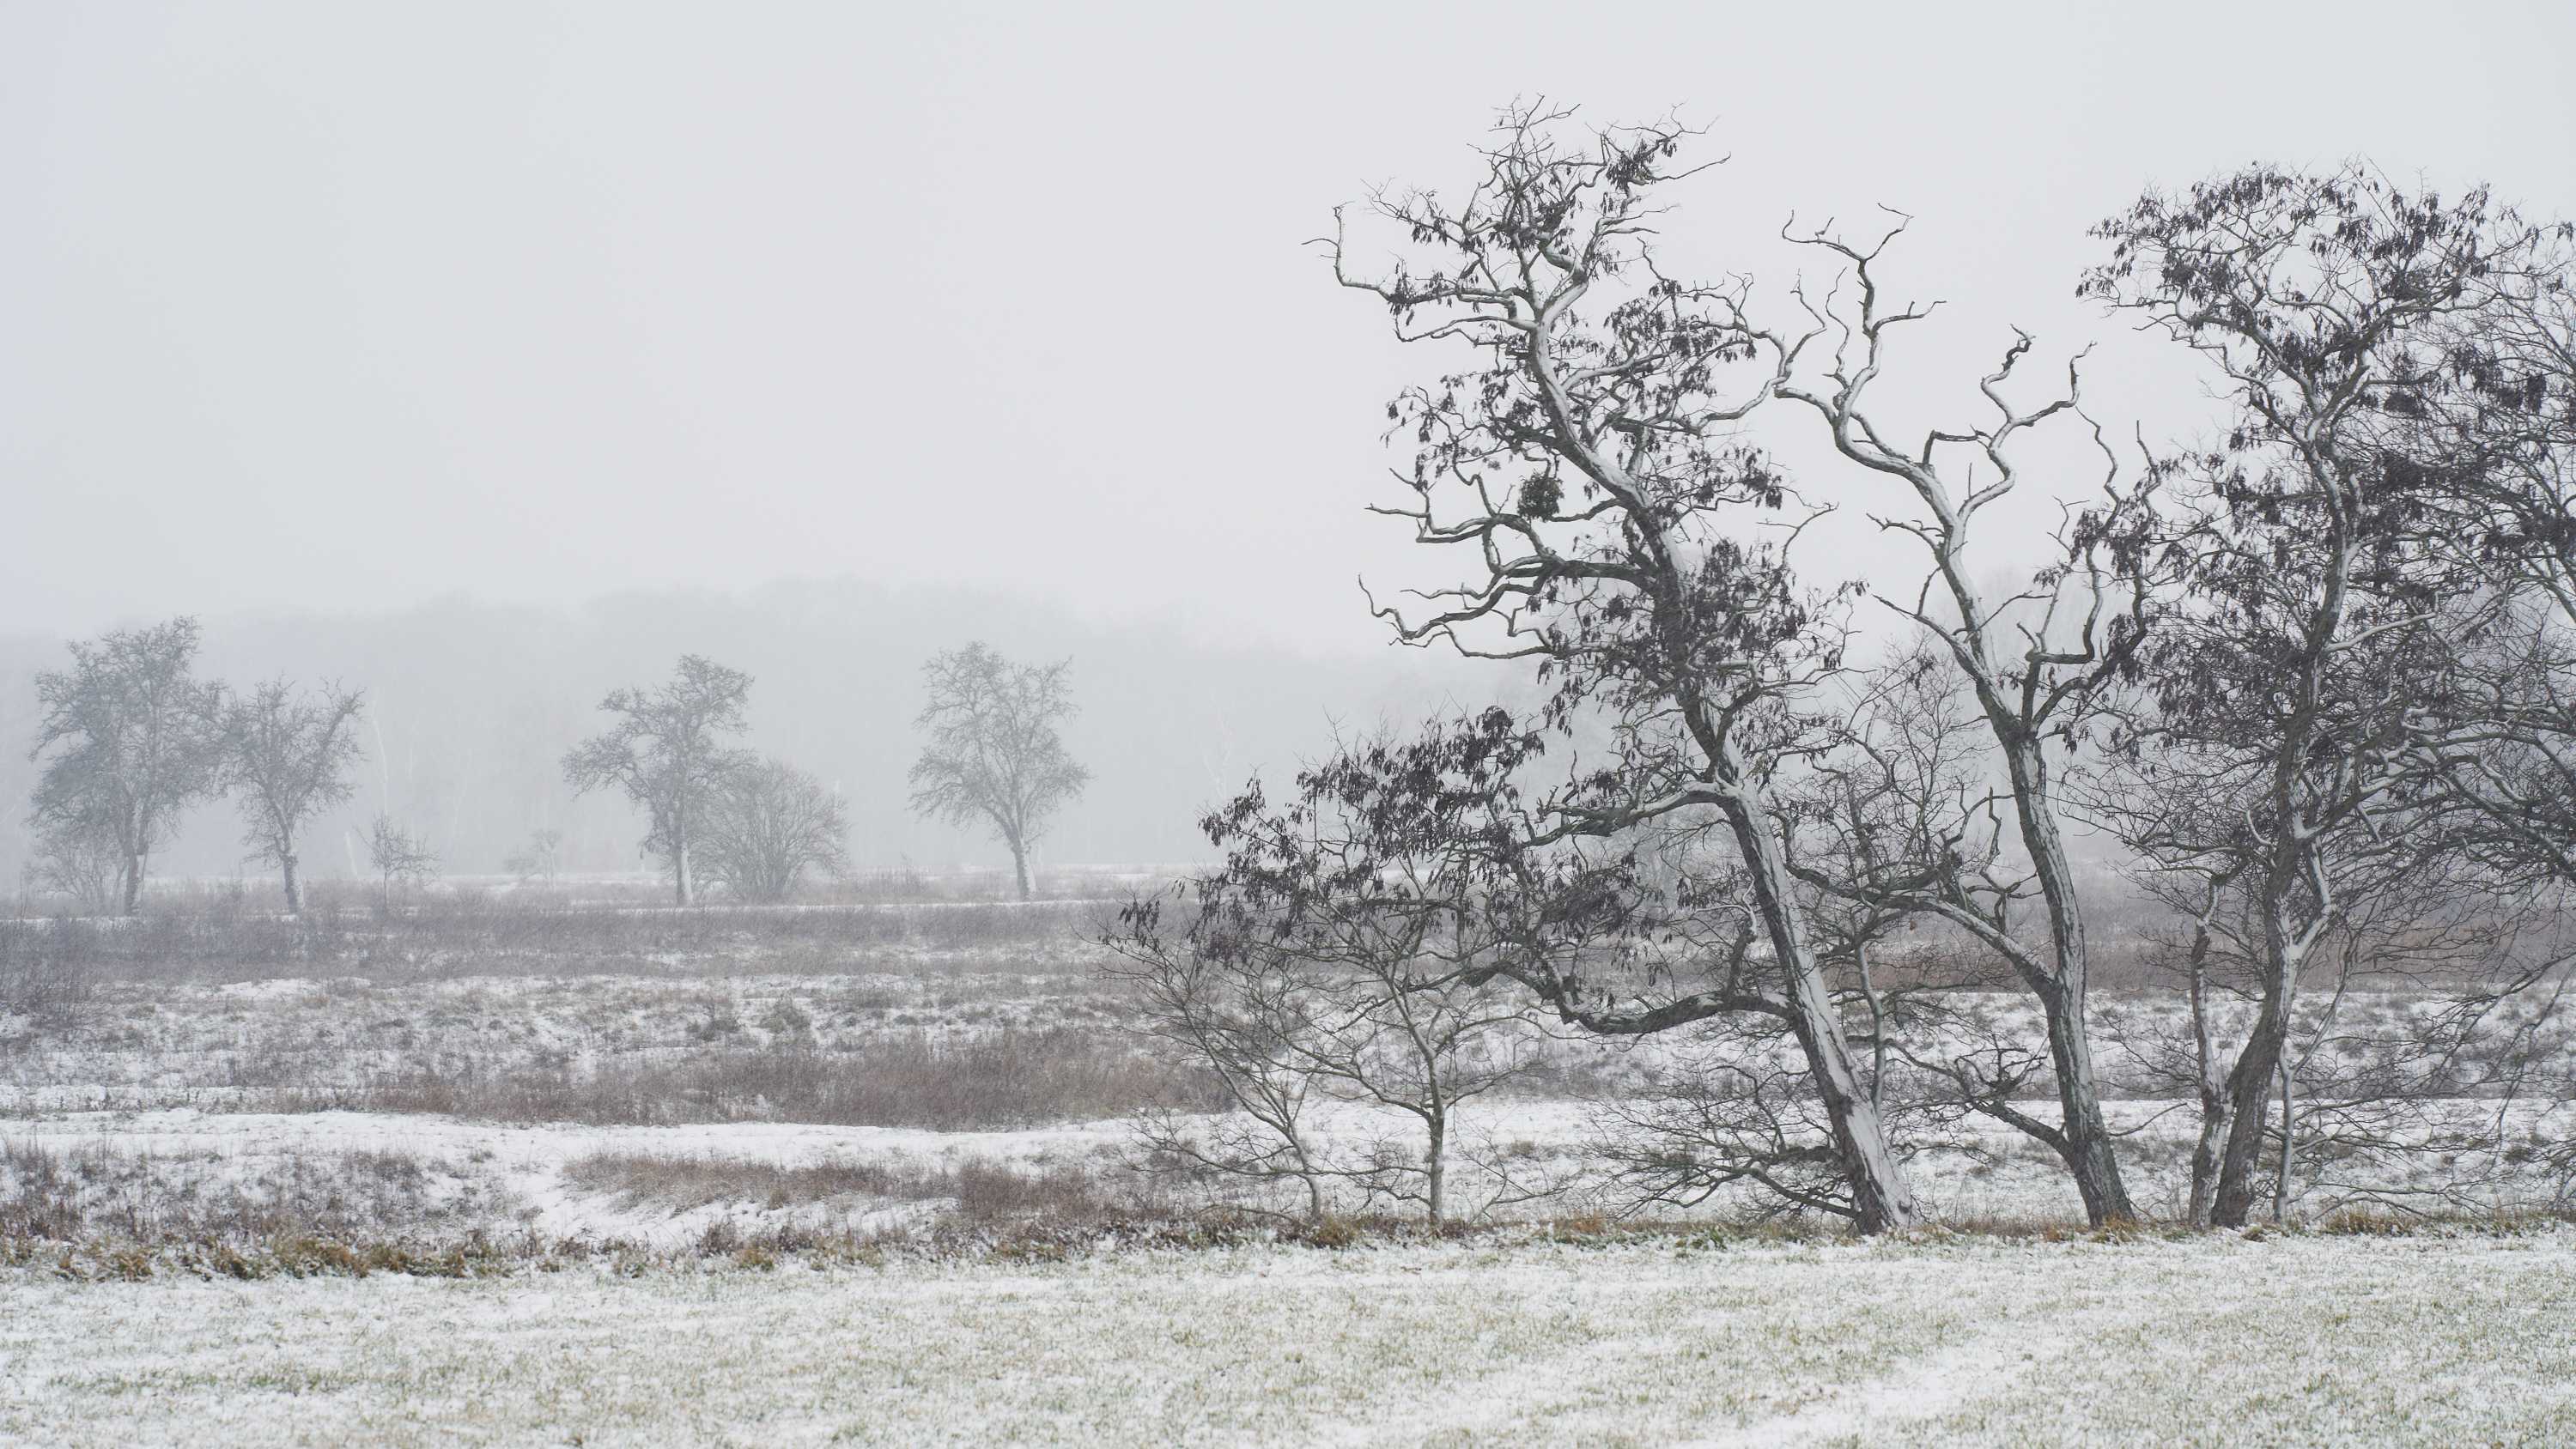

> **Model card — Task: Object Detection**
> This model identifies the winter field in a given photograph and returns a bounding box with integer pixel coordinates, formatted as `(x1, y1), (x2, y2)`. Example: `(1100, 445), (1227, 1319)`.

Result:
(4, 878), (2573, 1445)
(7, 1232), (2576, 1446)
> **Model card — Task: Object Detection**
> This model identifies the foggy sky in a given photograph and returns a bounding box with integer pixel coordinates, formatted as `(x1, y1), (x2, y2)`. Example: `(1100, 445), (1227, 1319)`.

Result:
(8, 1), (2572, 654)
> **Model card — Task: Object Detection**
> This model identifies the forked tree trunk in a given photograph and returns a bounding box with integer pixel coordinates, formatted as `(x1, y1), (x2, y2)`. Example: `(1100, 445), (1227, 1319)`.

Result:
(281, 854), (302, 915)
(124, 851), (145, 917)
(1009, 839), (1030, 902)
(2210, 998), (2293, 1227)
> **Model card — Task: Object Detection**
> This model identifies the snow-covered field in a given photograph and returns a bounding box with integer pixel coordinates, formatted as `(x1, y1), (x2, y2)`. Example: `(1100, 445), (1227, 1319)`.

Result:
(6, 913), (2573, 1444)
(9, 963), (2567, 1234)
(5, 1230), (2573, 1446)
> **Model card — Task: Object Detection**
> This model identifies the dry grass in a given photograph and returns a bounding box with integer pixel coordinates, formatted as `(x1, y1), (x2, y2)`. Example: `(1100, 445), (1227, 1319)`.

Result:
(0, 888), (1117, 986)
(564, 1148), (1133, 1224)
(0, 1137), (516, 1245)
(287, 1027), (1226, 1130)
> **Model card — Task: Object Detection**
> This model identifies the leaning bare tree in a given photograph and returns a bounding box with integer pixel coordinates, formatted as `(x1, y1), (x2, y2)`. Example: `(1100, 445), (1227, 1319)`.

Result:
(27, 617), (222, 915)
(214, 678), (366, 913)
(694, 756), (850, 903)
(562, 656), (753, 906)
(908, 642), (1089, 901)
(1326, 106), (1929, 1228)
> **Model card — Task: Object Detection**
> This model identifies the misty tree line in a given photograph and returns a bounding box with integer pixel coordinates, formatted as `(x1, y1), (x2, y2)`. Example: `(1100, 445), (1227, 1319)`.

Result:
(21, 634), (1088, 909)
(1110, 109), (2576, 1230)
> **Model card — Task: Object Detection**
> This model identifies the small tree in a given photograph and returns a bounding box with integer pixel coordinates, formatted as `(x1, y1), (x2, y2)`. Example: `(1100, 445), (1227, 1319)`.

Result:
(695, 758), (850, 903)
(27, 617), (222, 915)
(501, 828), (565, 883)
(908, 642), (1089, 900)
(366, 814), (438, 907)
(214, 678), (366, 913)
(1108, 743), (1542, 1228)
(21, 815), (126, 915)
(562, 656), (752, 906)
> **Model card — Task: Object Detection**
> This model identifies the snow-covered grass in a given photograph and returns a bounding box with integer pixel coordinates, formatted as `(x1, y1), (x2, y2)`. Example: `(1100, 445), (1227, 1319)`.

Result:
(4, 904), (2573, 1442)
(3, 1229), (2572, 1446)
(7, 963), (2569, 1235)
(1, 1107), (1153, 1246)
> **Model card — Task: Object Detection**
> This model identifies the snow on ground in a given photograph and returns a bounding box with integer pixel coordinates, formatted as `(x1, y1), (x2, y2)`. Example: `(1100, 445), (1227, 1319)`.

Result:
(0, 1094), (2204, 1243)
(3, 1230), (2573, 1446)
(2, 1106), (1149, 1245)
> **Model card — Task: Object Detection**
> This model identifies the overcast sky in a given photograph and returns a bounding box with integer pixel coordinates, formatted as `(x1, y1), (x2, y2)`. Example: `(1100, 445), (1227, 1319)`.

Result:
(6, 1), (2572, 652)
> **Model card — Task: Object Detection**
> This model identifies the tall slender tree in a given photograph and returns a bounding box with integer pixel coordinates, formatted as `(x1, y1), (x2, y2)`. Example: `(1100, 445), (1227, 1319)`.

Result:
(1603, 200), (2159, 1226)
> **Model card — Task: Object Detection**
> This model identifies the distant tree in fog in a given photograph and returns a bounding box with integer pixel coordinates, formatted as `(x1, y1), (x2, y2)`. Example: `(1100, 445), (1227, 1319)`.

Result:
(27, 617), (222, 915)
(696, 757), (850, 903)
(562, 655), (752, 906)
(908, 642), (1088, 900)
(365, 813), (438, 906)
(214, 678), (366, 913)
(502, 828), (565, 883)
(21, 815), (126, 915)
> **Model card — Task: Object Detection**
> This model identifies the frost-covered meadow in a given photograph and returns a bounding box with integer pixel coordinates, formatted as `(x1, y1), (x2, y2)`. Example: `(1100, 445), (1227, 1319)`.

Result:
(3, 890), (2570, 1445)
(7, 1230), (2576, 1446)
(8, 890), (2568, 1247)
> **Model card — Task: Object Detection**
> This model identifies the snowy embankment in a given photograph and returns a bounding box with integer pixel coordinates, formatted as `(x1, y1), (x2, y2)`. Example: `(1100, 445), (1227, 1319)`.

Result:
(3, 1230), (2572, 1446)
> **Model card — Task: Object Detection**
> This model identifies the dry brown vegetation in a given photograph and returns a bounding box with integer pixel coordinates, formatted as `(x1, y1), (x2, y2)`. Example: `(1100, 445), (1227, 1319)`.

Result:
(565, 1148), (1133, 1223)
(0, 1137), (513, 1245)
(297, 1027), (1225, 1130)
(0, 886), (1114, 990)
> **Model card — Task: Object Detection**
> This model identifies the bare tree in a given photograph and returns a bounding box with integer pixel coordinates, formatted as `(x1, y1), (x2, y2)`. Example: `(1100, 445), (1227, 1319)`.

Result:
(1109, 741), (1545, 1228)
(1688, 210), (2161, 1226)
(20, 815), (126, 915)
(1326, 106), (1928, 1228)
(365, 814), (438, 907)
(562, 656), (752, 906)
(2389, 222), (2576, 892)
(2085, 163), (2558, 1226)
(27, 617), (222, 915)
(908, 642), (1089, 901)
(501, 828), (565, 883)
(695, 757), (850, 903)
(1107, 901), (1340, 1224)
(214, 678), (366, 913)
